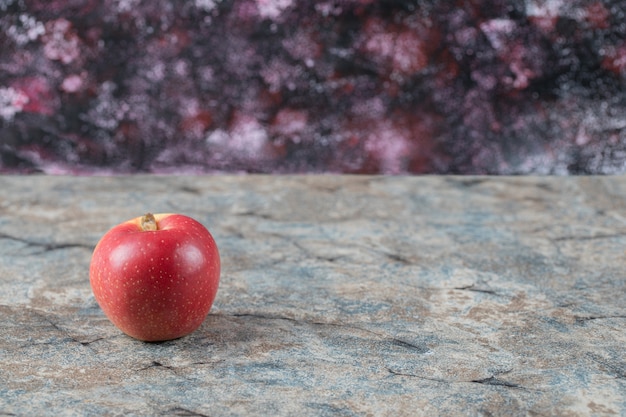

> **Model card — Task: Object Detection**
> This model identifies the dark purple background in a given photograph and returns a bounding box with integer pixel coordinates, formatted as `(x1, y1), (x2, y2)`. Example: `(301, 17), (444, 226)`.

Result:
(1, 0), (625, 174)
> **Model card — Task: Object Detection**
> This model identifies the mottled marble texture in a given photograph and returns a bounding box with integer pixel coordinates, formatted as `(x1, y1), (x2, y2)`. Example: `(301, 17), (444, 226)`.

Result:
(1, 1), (626, 174)
(0, 175), (625, 416)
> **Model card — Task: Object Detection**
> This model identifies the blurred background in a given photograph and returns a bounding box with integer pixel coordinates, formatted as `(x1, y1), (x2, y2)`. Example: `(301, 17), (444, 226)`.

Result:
(1, 0), (625, 175)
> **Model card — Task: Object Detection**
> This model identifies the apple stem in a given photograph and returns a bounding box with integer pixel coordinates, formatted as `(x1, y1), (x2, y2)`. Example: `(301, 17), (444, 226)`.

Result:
(141, 213), (158, 231)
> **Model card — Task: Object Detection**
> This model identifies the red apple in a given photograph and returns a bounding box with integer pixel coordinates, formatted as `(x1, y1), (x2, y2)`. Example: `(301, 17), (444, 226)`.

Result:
(89, 213), (220, 342)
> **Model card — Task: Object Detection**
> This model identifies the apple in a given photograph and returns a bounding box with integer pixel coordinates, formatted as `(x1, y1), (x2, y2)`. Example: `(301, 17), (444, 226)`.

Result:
(89, 213), (220, 342)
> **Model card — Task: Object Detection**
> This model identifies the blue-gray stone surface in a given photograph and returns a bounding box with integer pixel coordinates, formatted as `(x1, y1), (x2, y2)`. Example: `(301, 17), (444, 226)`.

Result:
(0, 175), (625, 416)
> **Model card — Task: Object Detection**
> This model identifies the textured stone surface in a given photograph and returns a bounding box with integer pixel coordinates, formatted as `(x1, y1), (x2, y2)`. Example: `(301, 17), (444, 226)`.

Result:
(0, 175), (625, 416)
(2, 2), (626, 174)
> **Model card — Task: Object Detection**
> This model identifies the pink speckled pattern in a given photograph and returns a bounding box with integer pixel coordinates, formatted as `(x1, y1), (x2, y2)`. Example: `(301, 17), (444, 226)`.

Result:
(1, 1), (625, 174)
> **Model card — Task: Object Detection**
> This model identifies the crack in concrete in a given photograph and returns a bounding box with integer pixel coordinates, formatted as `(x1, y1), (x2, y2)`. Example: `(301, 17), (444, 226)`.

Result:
(386, 367), (449, 383)
(389, 337), (428, 352)
(166, 406), (211, 417)
(223, 312), (428, 353)
(291, 241), (345, 263)
(470, 376), (523, 389)
(383, 252), (413, 265)
(234, 210), (275, 220)
(575, 315), (626, 323)
(0, 232), (93, 253)
(387, 368), (538, 391)
(6, 306), (106, 352)
(399, 282), (506, 298)
(178, 185), (201, 195)
(136, 361), (176, 372)
(552, 232), (626, 242)
(239, 230), (417, 266)
(453, 285), (500, 296)
(79, 337), (105, 346)
(586, 353), (626, 380)
(135, 360), (214, 384)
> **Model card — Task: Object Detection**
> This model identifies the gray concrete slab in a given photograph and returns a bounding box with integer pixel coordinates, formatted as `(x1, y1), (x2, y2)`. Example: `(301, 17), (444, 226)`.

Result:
(1, 175), (625, 416)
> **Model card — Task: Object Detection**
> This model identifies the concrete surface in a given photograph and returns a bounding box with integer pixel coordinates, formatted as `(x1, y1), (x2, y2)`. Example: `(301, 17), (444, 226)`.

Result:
(0, 175), (625, 416)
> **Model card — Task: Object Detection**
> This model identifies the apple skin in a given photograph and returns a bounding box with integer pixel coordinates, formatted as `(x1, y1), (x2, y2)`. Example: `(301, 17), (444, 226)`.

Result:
(89, 213), (220, 342)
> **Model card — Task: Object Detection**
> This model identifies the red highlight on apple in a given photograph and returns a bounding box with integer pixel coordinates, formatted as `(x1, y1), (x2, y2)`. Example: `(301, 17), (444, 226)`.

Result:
(89, 213), (220, 342)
